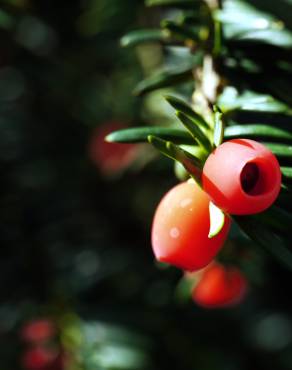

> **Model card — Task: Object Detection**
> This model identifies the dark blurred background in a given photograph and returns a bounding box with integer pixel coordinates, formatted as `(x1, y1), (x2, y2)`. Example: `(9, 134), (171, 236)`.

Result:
(1, 0), (292, 369)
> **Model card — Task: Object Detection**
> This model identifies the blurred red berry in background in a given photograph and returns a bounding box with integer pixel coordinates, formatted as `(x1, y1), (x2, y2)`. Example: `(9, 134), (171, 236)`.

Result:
(202, 139), (281, 215)
(88, 122), (138, 176)
(21, 347), (59, 370)
(21, 319), (56, 344)
(151, 181), (231, 271)
(192, 262), (248, 308)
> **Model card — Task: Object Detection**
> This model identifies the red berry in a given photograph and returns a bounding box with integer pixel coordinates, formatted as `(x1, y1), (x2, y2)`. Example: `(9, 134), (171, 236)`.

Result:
(21, 347), (58, 370)
(88, 122), (138, 175)
(192, 263), (247, 308)
(21, 319), (56, 344)
(151, 181), (231, 271)
(202, 139), (281, 215)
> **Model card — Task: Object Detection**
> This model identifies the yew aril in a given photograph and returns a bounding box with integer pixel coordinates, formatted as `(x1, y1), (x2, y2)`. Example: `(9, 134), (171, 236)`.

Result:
(151, 181), (231, 271)
(21, 319), (56, 344)
(192, 263), (247, 308)
(21, 347), (58, 370)
(202, 139), (281, 215)
(88, 122), (138, 176)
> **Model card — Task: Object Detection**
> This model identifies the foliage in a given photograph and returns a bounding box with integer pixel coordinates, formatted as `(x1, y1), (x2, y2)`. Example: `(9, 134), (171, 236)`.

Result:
(113, 0), (292, 270)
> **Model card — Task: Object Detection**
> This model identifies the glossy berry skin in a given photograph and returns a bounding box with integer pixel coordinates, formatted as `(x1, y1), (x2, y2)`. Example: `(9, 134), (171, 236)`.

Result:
(202, 139), (281, 215)
(151, 181), (231, 271)
(192, 263), (247, 308)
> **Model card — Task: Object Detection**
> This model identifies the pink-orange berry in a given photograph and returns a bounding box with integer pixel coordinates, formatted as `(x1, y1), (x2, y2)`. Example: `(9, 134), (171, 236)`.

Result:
(192, 262), (248, 308)
(151, 181), (231, 271)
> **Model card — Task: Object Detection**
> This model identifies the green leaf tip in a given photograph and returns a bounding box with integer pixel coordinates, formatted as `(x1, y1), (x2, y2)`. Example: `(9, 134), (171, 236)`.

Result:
(235, 217), (292, 271)
(145, 0), (198, 7)
(225, 124), (292, 141)
(104, 134), (114, 143)
(164, 95), (210, 130)
(148, 135), (203, 183)
(281, 167), (292, 180)
(103, 126), (194, 145)
(176, 111), (212, 152)
(120, 29), (166, 48)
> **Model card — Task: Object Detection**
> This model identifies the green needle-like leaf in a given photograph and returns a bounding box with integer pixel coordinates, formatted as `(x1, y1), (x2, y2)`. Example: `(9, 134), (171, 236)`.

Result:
(235, 217), (292, 271)
(281, 167), (292, 182)
(208, 201), (225, 238)
(176, 111), (212, 151)
(219, 88), (292, 114)
(264, 143), (292, 158)
(253, 206), (292, 235)
(164, 95), (210, 129)
(121, 29), (167, 47)
(213, 107), (224, 147)
(148, 135), (202, 182)
(105, 126), (194, 145)
(146, 0), (198, 7)
(230, 29), (292, 49)
(225, 124), (292, 141)
(133, 66), (194, 96)
(161, 20), (199, 41)
(216, 0), (292, 48)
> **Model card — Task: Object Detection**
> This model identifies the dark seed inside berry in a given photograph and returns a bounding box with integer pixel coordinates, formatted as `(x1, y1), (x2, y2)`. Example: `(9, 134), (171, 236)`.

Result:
(240, 163), (260, 194)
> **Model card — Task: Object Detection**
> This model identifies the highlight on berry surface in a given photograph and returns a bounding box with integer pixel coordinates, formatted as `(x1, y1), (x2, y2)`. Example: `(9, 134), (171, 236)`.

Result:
(202, 139), (282, 215)
(151, 180), (231, 271)
(191, 262), (248, 309)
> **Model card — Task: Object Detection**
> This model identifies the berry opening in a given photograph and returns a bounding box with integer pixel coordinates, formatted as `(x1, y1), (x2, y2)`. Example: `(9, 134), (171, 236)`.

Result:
(240, 162), (260, 194)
